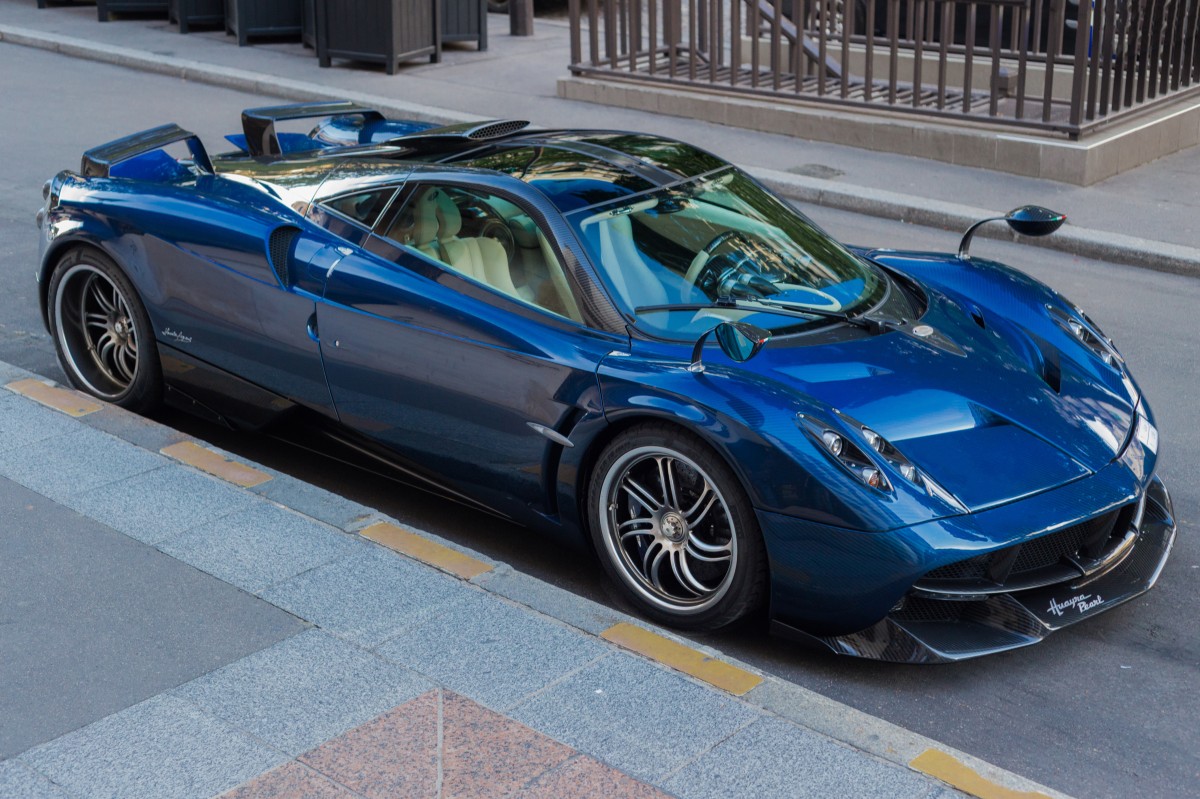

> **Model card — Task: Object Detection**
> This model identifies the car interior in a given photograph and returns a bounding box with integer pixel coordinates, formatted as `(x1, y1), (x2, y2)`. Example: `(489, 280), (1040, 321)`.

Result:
(381, 185), (583, 323)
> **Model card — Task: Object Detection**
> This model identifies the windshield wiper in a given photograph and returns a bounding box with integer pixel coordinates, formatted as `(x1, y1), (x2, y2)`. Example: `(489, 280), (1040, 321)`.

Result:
(634, 297), (897, 334)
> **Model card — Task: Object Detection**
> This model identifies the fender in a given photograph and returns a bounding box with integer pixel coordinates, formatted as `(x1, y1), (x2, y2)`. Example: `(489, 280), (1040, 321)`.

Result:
(592, 343), (955, 534)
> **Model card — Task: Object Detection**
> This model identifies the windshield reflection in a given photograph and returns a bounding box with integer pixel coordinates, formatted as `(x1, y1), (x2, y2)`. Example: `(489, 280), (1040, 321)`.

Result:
(567, 169), (884, 339)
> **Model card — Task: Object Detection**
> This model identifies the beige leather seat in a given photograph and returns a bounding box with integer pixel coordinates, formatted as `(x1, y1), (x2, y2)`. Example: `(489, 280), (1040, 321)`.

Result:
(427, 190), (520, 299)
(404, 187), (582, 322)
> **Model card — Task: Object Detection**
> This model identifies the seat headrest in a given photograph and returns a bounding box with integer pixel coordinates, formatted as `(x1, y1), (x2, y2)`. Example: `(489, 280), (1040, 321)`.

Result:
(410, 188), (439, 247)
(434, 190), (462, 240)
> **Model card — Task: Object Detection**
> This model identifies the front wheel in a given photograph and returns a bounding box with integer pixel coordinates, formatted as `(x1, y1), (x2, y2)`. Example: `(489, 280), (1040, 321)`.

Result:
(588, 424), (768, 631)
(46, 247), (162, 412)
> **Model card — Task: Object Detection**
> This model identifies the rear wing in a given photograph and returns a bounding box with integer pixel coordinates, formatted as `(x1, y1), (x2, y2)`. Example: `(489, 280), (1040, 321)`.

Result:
(81, 124), (214, 179)
(241, 101), (385, 157)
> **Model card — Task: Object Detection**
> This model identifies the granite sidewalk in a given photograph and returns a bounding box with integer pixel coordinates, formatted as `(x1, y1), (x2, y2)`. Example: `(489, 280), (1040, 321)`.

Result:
(0, 361), (1067, 799)
(1, 0), (1199, 274)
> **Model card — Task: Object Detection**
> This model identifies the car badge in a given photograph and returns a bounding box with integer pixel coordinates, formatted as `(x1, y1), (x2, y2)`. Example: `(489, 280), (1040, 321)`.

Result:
(1047, 593), (1104, 617)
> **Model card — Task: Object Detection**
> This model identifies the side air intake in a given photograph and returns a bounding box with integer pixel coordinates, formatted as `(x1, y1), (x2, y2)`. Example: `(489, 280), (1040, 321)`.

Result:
(268, 226), (300, 287)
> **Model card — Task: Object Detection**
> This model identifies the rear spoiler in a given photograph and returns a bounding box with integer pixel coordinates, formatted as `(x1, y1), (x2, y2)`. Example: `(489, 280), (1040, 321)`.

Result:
(81, 124), (214, 178)
(241, 101), (385, 157)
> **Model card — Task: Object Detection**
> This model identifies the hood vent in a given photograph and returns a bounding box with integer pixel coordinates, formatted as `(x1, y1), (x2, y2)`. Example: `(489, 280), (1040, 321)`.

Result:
(1026, 332), (1062, 393)
(465, 120), (531, 140)
(382, 120), (532, 155)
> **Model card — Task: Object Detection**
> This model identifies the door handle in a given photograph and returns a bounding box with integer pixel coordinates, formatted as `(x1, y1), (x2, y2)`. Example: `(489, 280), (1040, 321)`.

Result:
(306, 313), (319, 342)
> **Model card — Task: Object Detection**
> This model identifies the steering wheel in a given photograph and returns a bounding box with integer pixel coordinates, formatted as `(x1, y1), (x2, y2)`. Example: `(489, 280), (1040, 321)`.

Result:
(684, 230), (764, 285)
(686, 230), (845, 310)
(478, 218), (515, 260)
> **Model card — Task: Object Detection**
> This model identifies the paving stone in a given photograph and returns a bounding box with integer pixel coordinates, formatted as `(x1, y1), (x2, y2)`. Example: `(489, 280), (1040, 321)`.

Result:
(0, 759), (76, 799)
(473, 565), (634, 635)
(0, 394), (79, 452)
(171, 629), (432, 756)
(159, 502), (362, 594)
(261, 546), (472, 647)
(376, 590), (607, 710)
(439, 691), (576, 797)
(0, 424), (164, 503)
(63, 464), (258, 545)
(0, 362), (34, 383)
(0, 475), (306, 760)
(299, 691), (441, 799)
(81, 405), (188, 452)
(662, 716), (939, 799)
(249, 474), (375, 531)
(219, 761), (359, 799)
(526, 755), (677, 799)
(510, 652), (760, 783)
(19, 694), (285, 799)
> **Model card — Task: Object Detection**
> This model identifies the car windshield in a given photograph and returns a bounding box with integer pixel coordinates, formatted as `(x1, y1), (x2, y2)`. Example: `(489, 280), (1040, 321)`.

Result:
(568, 168), (885, 338)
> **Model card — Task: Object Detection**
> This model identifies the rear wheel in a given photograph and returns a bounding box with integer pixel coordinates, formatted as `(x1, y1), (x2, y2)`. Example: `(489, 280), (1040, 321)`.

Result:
(47, 247), (161, 412)
(588, 423), (768, 631)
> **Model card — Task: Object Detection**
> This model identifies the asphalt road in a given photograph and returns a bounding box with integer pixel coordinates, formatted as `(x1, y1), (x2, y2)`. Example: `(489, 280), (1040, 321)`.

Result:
(2, 43), (1197, 799)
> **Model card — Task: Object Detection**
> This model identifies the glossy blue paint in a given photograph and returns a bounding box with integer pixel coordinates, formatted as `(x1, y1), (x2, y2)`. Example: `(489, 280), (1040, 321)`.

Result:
(34, 106), (1175, 659)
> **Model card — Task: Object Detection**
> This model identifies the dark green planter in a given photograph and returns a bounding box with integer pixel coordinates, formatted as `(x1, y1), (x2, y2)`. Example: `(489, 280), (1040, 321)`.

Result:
(97, 0), (168, 21)
(169, 0), (224, 32)
(441, 0), (486, 50)
(302, 0), (317, 48)
(316, 0), (441, 75)
(225, 0), (302, 46)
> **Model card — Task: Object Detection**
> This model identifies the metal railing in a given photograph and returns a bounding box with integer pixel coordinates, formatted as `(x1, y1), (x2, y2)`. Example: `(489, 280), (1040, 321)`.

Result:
(567, 0), (1200, 137)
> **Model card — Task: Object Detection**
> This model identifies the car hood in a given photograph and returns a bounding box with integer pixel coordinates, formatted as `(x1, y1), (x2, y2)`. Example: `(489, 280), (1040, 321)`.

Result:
(744, 270), (1138, 512)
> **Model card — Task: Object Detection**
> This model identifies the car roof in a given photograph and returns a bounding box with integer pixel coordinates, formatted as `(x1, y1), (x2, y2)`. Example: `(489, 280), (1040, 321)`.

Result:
(440, 130), (731, 213)
(216, 129), (731, 217)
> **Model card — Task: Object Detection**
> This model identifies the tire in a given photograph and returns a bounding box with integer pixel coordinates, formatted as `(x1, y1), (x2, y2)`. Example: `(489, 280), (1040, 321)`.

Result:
(46, 246), (162, 413)
(488, 0), (508, 12)
(588, 423), (768, 631)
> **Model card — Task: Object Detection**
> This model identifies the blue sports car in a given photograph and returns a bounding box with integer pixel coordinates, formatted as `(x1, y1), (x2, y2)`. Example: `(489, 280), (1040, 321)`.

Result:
(35, 102), (1176, 662)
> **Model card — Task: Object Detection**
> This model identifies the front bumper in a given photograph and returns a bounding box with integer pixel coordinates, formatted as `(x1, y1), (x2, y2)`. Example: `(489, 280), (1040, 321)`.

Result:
(772, 476), (1175, 663)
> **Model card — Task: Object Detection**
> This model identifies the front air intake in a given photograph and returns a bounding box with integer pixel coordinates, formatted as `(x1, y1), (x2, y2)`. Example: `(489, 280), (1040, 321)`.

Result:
(268, 226), (300, 287)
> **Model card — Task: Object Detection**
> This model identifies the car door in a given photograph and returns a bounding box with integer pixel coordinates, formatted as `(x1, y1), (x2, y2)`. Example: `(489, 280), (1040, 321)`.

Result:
(316, 179), (623, 522)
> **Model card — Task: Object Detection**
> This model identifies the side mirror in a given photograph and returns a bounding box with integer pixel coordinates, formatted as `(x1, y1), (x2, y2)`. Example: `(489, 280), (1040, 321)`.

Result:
(958, 205), (1066, 260)
(1004, 205), (1066, 237)
(689, 321), (771, 373)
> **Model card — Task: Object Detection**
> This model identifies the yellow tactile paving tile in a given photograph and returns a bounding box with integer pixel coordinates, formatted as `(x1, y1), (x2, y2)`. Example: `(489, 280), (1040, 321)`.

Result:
(362, 521), (493, 580)
(160, 441), (273, 488)
(6, 378), (103, 417)
(910, 749), (1053, 799)
(600, 622), (763, 696)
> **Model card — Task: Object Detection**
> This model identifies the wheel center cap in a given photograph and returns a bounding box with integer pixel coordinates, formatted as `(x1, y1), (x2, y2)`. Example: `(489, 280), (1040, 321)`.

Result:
(114, 319), (127, 337)
(661, 512), (688, 542)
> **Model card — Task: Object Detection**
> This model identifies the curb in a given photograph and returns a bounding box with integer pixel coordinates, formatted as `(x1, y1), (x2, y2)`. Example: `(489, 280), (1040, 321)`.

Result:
(0, 359), (1076, 799)
(750, 167), (1200, 278)
(4, 23), (1199, 278)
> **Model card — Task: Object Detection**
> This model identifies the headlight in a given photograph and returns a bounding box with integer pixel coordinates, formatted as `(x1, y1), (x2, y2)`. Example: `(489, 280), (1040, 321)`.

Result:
(799, 415), (891, 492)
(1047, 304), (1122, 368)
(797, 413), (966, 511)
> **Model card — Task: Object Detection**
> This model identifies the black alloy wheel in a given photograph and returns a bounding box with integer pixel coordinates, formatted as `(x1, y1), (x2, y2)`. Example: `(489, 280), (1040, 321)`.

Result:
(47, 247), (162, 412)
(589, 423), (768, 631)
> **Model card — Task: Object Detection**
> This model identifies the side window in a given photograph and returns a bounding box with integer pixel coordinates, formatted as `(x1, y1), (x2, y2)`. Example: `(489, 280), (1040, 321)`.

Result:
(320, 187), (397, 228)
(379, 184), (583, 323)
